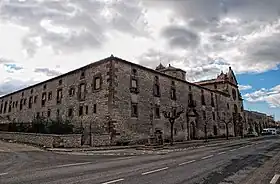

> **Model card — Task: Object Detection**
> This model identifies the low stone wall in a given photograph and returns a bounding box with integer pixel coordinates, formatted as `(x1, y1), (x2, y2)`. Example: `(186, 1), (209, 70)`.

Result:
(92, 134), (111, 146)
(0, 131), (81, 148)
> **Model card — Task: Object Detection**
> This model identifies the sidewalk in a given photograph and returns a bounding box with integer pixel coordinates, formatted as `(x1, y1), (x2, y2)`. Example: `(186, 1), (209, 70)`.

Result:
(47, 136), (266, 156)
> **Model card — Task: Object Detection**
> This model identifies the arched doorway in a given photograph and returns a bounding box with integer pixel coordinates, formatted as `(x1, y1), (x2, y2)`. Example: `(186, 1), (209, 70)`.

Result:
(190, 121), (196, 139)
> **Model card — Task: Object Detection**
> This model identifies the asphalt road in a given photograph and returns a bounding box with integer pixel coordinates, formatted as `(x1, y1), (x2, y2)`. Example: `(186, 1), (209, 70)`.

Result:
(0, 136), (279, 184)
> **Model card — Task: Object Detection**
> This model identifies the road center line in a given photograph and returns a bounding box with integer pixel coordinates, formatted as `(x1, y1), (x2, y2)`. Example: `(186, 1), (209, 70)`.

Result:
(201, 155), (214, 160)
(179, 160), (196, 166)
(270, 174), (280, 184)
(102, 178), (125, 184)
(142, 167), (169, 175)
(0, 173), (8, 176)
(217, 151), (226, 155)
(55, 162), (91, 168)
(229, 149), (236, 152)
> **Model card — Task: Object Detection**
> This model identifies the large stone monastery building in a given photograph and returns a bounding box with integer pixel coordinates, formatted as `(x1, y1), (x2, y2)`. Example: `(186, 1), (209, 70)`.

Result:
(0, 55), (246, 142)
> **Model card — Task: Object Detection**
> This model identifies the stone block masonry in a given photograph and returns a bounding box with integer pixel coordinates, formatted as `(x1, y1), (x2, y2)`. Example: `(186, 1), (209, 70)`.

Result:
(0, 131), (81, 148)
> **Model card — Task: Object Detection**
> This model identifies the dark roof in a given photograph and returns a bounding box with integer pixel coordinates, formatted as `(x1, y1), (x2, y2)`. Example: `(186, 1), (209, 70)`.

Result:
(0, 55), (230, 100)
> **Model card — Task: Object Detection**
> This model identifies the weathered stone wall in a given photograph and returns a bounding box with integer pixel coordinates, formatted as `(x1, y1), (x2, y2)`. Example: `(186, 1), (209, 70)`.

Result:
(113, 60), (236, 141)
(91, 134), (111, 146)
(0, 59), (112, 134)
(0, 131), (81, 148)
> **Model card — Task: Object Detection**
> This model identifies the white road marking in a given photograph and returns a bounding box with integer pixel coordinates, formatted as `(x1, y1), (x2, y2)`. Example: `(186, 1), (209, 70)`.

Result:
(201, 155), (214, 160)
(179, 160), (196, 166)
(229, 149), (236, 152)
(270, 174), (280, 184)
(55, 162), (91, 168)
(0, 173), (8, 176)
(102, 178), (125, 184)
(217, 151), (226, 155)
(142, 167), (169, 175)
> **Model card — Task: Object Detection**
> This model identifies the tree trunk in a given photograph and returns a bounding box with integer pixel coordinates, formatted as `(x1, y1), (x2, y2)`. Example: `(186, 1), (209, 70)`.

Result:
(226, 123), (229, 140)
(204, 124), (207, 142)
(170, 120), (174, 146)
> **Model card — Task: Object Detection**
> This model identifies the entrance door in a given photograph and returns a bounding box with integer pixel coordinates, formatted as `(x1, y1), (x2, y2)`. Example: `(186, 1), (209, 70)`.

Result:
(190, 122), (196, 139)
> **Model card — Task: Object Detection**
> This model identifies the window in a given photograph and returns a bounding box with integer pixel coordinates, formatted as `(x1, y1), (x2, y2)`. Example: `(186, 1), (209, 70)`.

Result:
(93, 75), (101, 90)
(232, 88), (237, 100)
(227, 103), (229, 109)
(58, 79), (62, 85)
(28, 96), (33, 109)
(3, 102), (7, 113)
(12, 102), (15, 108)
(34, 96), (37, 104)
(43, 84), (47, 90)
(23, 99), (26, 105)
(22, 92), (24, 97)
(171, 88), (176, 100)
(31, 89), (33, 94)
(80, 71), (85, 79)
(85, 105), (88, 115)
(69, 87), (75, 97)
(47, 109), (51, 117)
(154, 84), (160, 97)
(214, 84), (217, 89)
(131, 103), (138, 117)
(68, 108), (73, 117)
(212, 112), (216, 120)
(171, 81), (175, 85)
(19, 100), (23, 110)
(188, 93), (195, 107)
(42, 92), (46, 107)
(93, 104), (97, 113)
(154, 105), (160, 119)
(15, 101), (18, 108)
(131, 79), (137, 88)
(79, 106), (83, 116)
(48, 92), (52, 101)
(78, 83), (86, 101)
(0, 103), (3, 114)
(203, 110), (206, 120)
(189, 86), (192, 91)
(56, 89), (62, 104)
(132, 69), (137, 76)
(201, 90), (206, 105)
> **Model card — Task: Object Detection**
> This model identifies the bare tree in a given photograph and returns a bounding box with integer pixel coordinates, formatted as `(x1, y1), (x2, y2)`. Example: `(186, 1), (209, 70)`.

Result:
(203, 114), (213, 142)
(162, 106), (184, 146)
(219, 113), (232, 140)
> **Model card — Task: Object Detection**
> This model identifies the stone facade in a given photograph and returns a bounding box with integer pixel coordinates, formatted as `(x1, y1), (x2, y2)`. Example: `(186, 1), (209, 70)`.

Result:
(0, 55), (249, 144)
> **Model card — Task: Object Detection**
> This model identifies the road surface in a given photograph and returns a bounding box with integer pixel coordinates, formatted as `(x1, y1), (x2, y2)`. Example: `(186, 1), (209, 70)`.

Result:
(0, 136), (279, 184)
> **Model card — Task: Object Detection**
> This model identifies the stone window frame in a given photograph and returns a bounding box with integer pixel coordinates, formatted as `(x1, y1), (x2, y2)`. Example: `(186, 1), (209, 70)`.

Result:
(153, 76), (161, 97)
(130, 69), (139, 94)
(48, 91), (52, 101)
(58, 79), (62, 86)
(28, 96), (33, 109)
(47, 109), (51, 117)
(232, 88), (237, 100)
(170, 81), (176, 100)
(19, 100), (23, 111)
(212, 111), (216, 120)
(85, 105), (89, 115)
(8, 102), (12, 113)
(80, 70), (85, 80)
(201, 90), (206, 105)
(69, 86), (75, 97)
(154, 105), (160, 119)
(34, 96), (37, 104)
(43, 84), (47, 90)
(42, 92), (47, 107)
(21, 92), (24, 97)
(131, 102), (138, 118)
(78, 82), (86, 101)
(79, 106), (83, 116)
(3, 101), (7, 113)
(93, 73), (102, 92)
(56, 88), (63, 104)
(93, 104), (97, 113)
(15, 101), (18, 108)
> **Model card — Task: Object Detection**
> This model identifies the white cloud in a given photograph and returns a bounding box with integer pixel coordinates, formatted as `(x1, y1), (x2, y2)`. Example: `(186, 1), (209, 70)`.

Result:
(244, 85), (280, 108)
(238, 85), (252, 91)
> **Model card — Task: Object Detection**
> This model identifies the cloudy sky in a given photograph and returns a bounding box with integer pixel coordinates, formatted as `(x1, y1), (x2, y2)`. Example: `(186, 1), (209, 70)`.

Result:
(0, 0), (280, 120)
